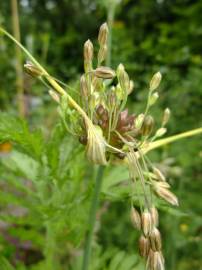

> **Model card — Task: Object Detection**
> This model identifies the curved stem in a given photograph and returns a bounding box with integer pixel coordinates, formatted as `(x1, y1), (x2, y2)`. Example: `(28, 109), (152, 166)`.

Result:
(82, 166), (105, 270)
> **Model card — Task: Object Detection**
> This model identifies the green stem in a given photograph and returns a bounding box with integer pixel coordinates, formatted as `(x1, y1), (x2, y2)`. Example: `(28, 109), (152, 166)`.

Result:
(11, 0), (25, 117)
(106, 3), (116, 67)
(82, 166), (105, 270)
(143, 127), (202, 154)
(45, 222), (59, 270)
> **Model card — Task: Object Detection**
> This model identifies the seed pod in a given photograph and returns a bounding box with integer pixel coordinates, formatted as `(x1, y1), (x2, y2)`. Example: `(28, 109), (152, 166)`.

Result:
(98, 22), (109, 46)
(162, 108), (171, 126)
(141, 210), (153, 237)
(24, 62), (43, 78)
(86, 122), (107, 165)
(130, 207), (141, 230)
(98, 44), (108, 64)
(84, 39), (94, 62)
(150, 227), (162, 251)
(141, 115), (154, 136)
(150, 206), (159, 227)
(153, 167), (166, 182)
(154, 184), (179, 206)
(150, 72), (162, 92)
(139, 235), (150, 257)
(80, 75), (89, 97)
(147, 250), (165, 270)
(94, 66), (115, 79)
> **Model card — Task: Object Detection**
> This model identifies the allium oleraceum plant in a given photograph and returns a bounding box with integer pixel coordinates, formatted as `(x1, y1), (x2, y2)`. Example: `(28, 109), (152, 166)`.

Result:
(0, 23), (202, 270)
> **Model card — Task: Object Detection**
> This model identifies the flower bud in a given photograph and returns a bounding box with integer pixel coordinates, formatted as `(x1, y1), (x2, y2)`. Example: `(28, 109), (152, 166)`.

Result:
(117, 64), (130, 92)
(135, 114), (144, 129)
(153, 168), (166, 182)
(86, 122), (107, 165)
(150, 72), (162, 92)
(128, 80), (134, 95)
(149, 92), (159, 106)
(141, 115), (154, 136)
(147, 250), (165, 270)
(84, 39), (94, 62)
(150, 206), (159, 227)
(98, 22), (109, 46)
(139, 235), (150, 257)
(80, 75), (89, 97)
(154, 184), (179, 206)
(162, 108), (171, 126)
(155, 127), (167, 138)
(141, 210), (153, 237)
(94, 66), (115, 79)
(130, 207), (141, 230)
(150, 227), (162, 251)
(24, 62), (43, 77)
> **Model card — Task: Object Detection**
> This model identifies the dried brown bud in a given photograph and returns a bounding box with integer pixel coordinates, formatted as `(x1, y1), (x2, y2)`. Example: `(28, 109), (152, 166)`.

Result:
(130, 207), (141, 230)
(80, 75), (89, 97)
(141, 115), (154, 136)
(150, 227), (162, 251)
(150, 206), (159, 227)
(139, 235), (150, 257)
(94, 66), (115, 79)
(153, 167), (166, 182)
(150, 72), (162, 92)
(98, 22), (109, 46)
(84, 39), (94, 62)
(141, 210), (153, 237)
(147, 250), (165, 270)
(154, 184), (179, 206)
(24, 62), (43, 77)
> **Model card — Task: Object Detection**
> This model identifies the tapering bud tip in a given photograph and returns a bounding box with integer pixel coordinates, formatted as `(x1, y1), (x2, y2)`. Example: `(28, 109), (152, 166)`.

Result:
(84, 39), (94, 62)
(150, 71), (162, 91)
(98, 22), (109, 46)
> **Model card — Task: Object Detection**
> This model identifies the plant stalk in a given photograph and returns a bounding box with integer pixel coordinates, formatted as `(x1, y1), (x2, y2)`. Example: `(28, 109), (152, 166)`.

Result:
(11, 0), (25, 117)
(82, 166), (105, 270)
(143, 127), (202, 153)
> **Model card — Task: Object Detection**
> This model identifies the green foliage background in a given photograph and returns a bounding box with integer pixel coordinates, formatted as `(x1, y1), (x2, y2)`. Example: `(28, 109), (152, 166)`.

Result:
(0, 0), (201, 269)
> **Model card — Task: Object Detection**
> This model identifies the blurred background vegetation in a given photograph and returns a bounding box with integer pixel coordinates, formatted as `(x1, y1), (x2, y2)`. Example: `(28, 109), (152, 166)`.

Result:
(0, 0), (201, 269)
